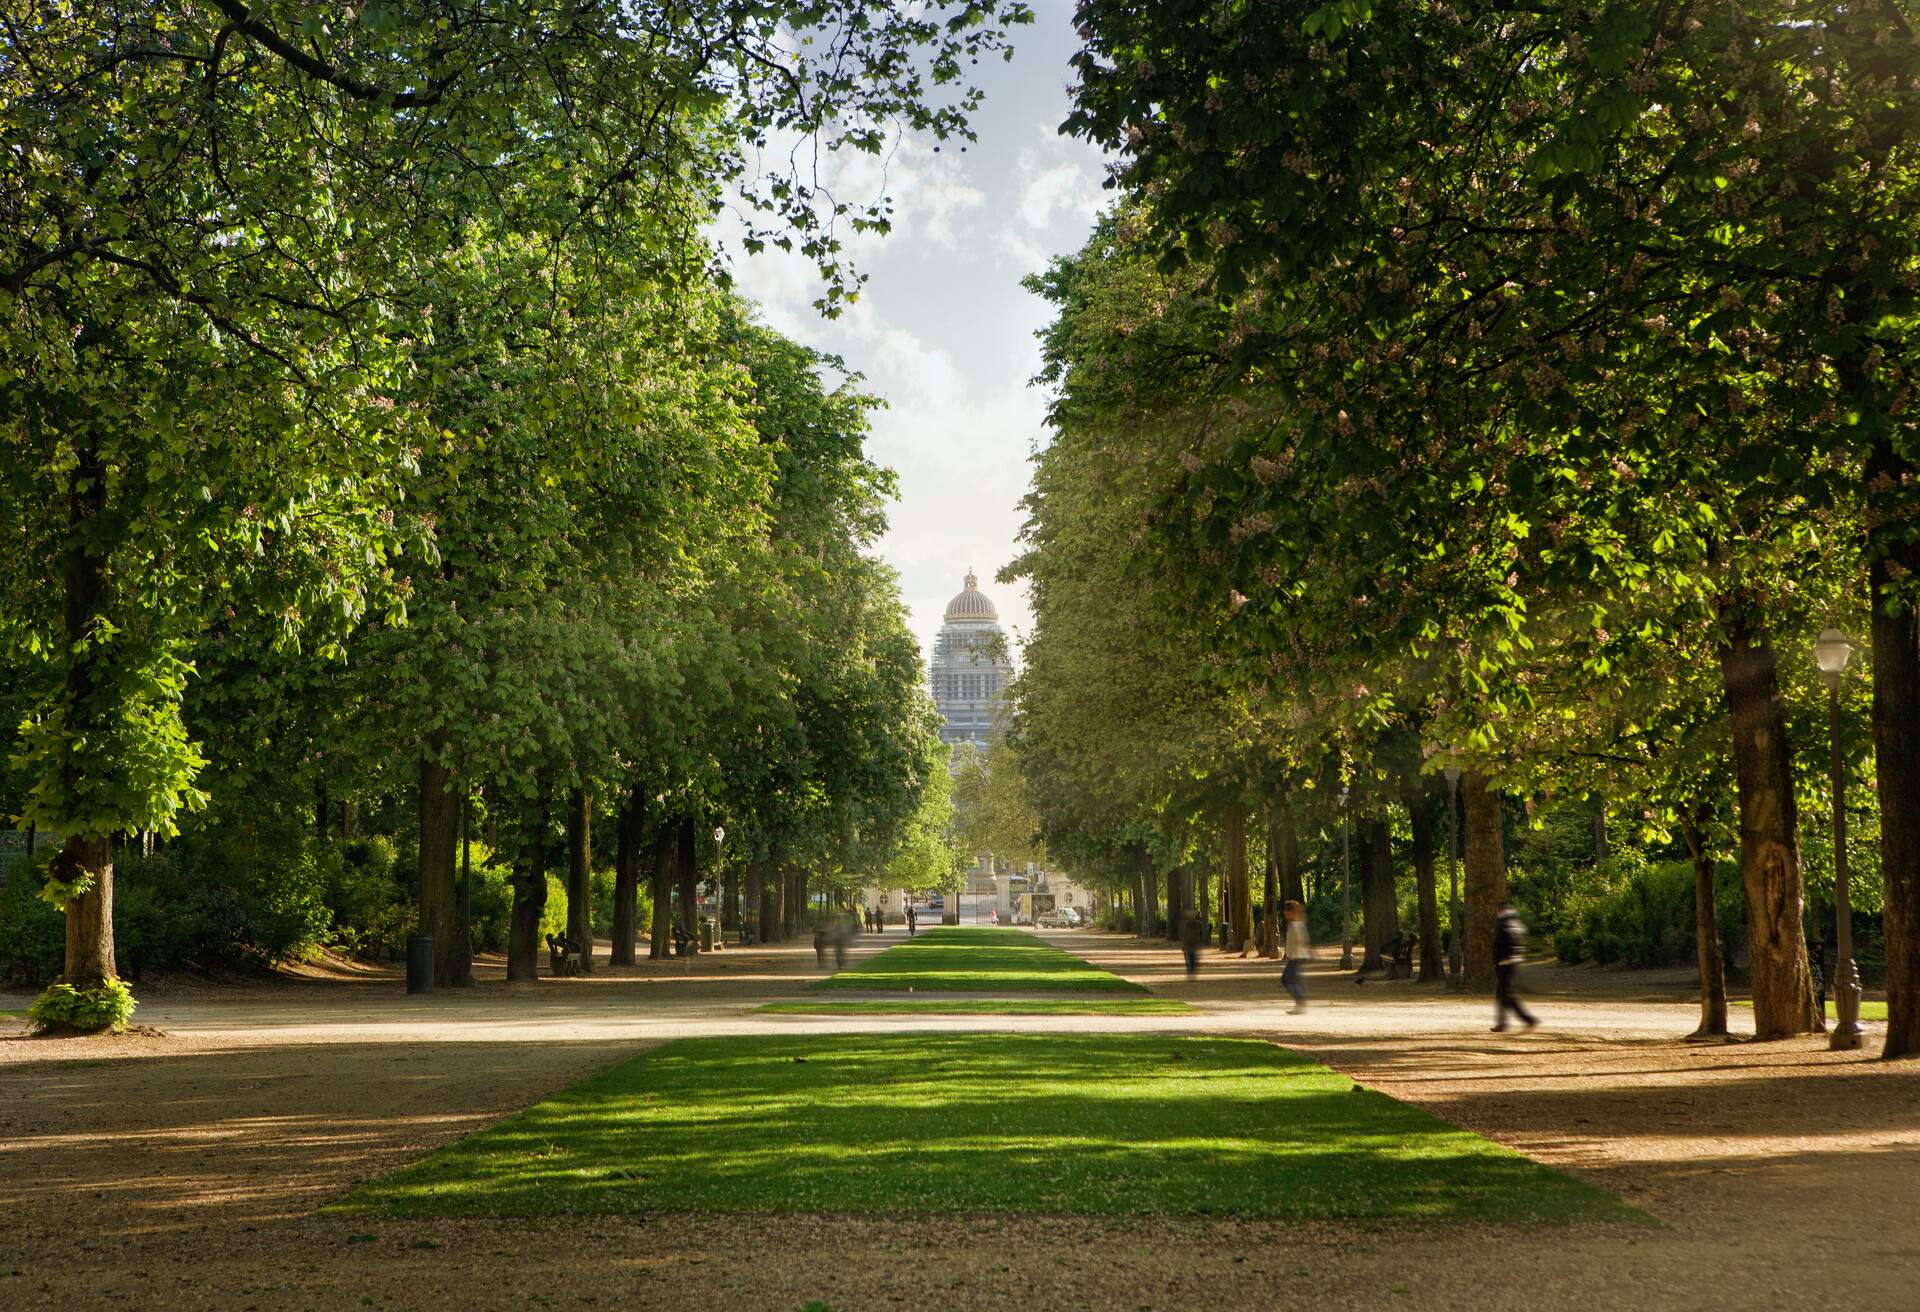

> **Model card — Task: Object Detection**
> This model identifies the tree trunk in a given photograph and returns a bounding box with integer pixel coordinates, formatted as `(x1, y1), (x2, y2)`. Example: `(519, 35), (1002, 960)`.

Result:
(610, 786), (645, 966)
(1681, 809), (1729, 1039)
(1462, 771), (1507, 991)
(760, 864), (776, 942)
(418, 745), (463, 987)
(455, 790), (473, 987)
(1261, 808), (1282, 958)
(648, 820), (675, 959)
(315, 782), (330, 845)
(1719, 617), (1821, 1037)
(55, 442), (116, 992)
(1870, 504), (1920, 1057)
(1138, 847), (1159, 939)
(1358, 817), (1397, 971)
(676, 817), (698, 949)
(566, 788), (593, 972)
(54, 834), (115, 991)
(1196, 863), (1210, 941)
(1409, 782), (1443, 982)
(507, 793), (549, 981)
(1225, 801), (1253, 952)
(1593, 800), (1609, 865)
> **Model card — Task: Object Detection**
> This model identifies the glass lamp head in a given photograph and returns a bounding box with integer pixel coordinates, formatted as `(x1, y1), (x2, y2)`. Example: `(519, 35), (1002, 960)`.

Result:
(1813, 629), (1853, 679)
(713, 825), (726, 846)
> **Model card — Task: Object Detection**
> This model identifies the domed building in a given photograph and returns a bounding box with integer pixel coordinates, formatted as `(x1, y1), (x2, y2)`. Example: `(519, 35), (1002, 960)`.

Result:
(930, 569), (1014, 751)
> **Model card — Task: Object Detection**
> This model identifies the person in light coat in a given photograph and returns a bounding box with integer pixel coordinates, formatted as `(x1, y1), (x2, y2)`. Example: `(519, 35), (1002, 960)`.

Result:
(1281, 900), (1312, 1014)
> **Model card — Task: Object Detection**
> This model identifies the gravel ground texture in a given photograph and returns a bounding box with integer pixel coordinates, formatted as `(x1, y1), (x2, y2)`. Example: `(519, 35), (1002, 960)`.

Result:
(3, 927), (1916, 1312)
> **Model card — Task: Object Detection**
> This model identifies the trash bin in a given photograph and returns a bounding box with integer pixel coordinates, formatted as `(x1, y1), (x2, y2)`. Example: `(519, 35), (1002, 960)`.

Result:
(699, 917), (717, 952)
(407, 934), (434, 994)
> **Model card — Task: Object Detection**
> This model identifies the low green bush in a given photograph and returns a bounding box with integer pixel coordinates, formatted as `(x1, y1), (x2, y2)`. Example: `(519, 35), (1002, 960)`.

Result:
(28, 977), (137, 1033)
(0, 857), (65, 985)
(1518, 850), (1744, 969)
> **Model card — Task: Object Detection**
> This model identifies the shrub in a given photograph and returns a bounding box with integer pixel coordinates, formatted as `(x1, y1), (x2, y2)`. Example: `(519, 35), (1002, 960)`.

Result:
(117, 846), (332, 976)
(0, 856), (65, 985)
(29, 977), (137, 1033)
(1530, 851), (1745, 970)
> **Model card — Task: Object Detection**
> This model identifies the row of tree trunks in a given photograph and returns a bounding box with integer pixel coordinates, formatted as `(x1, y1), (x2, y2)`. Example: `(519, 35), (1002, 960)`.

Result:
(1681, 807), (1728, 1039)
(566, 788), (593, 973)
(1358, 817), (1397, 972)
(675, 817), (698, 948)
(648, 819), (675, 960)
(417, 742), (470, 987)
(507, 789), (550, 981)
(1719, 615), (1820, 1037)
(1461, 770), (1506, 990)
(609, 786), (647, 966)
(1260, 807), (1282, 957)
(1225, 801), (1253, 952)
(746, 858), (765, 942)
(1407, 782), (1443, 982)
(1868, 450), (1920, 1056)
(1136, 846), (1159, 939)
(784, 869), (803, 938)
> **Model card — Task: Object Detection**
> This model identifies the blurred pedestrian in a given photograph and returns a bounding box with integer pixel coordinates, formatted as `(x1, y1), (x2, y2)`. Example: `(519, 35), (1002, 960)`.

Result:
(1281, 899), (1311, 1014)
(1492, 901), (1538, 1032)
(833, 910), (855, 968)
(906, 904), (918, 937)
(1179, 909), (1202, 980)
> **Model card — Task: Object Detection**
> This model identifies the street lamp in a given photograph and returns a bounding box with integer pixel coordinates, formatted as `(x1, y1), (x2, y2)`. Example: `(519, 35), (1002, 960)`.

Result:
(712, 826), (727, 945)
(1444, 764), (1463, 987)
(1814, 629), (1863, 1050)
(1338, 787), (1353, 970)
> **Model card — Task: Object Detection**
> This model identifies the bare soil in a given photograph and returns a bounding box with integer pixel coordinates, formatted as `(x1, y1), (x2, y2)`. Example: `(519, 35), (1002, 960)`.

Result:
(3, 929), (1916, 1311)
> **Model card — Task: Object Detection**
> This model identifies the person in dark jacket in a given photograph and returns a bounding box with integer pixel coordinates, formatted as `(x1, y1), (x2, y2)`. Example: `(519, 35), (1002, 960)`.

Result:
(1491, 902), (1539, 1032)
(1179, 910), (1203, 980)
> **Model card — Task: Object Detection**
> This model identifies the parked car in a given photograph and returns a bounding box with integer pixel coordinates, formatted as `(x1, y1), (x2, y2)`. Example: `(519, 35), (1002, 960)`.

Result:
(1060, 906), (1083, 927)
(926, 894), (944, 910)
(1036, 908), (1075, 929)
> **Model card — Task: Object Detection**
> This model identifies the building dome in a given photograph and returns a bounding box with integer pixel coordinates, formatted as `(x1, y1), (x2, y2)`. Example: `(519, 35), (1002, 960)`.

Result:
(943, 570), (999, 624)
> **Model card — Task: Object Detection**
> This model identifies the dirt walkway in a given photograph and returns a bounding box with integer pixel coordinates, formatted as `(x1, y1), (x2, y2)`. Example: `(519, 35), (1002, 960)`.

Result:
(3, 928), (1916, 1311)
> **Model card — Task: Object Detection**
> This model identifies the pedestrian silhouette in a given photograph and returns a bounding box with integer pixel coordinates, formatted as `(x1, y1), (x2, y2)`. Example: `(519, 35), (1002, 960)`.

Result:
(1492, 902), (1539, 1032)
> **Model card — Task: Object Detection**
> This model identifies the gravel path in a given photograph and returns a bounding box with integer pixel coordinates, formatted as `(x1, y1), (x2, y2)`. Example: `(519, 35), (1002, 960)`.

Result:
(3, 928), (1915, 1311)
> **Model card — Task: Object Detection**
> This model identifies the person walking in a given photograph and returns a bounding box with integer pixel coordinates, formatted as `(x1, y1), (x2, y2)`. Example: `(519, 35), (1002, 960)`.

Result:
(1280, 899), (1311, 1014)
(1179, 909), (1203, 980)
(1492, 901), (1539, 1032)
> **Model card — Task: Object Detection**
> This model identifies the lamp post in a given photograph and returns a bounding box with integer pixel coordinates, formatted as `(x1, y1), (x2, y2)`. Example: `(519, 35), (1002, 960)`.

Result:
(1814, 629), (1863, 1050)
(1338, 787), (1353, 970)
(713, 826), (727, 946)
(1444, 764), (1463, 987)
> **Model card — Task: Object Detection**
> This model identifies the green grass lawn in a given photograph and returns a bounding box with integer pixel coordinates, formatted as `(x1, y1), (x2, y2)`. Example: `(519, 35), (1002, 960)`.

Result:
(338, 1032), (1639, 1224)
(758, 997), (1194, 1016)
(810, 926), (1146, 994)
(1736, 999), (1888, 1022)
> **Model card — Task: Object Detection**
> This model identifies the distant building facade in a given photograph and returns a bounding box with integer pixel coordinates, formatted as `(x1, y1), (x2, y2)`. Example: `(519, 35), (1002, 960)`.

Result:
(930, 569), (1013, 752)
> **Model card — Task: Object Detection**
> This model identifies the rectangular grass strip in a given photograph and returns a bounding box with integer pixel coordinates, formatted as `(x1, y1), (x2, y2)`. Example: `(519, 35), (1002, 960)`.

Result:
(1735, 999), (1888, 1022)
(758, 998), (1194, 1016)
(338, 1033), (1640, 1223)
(810, 925), (1146, 993)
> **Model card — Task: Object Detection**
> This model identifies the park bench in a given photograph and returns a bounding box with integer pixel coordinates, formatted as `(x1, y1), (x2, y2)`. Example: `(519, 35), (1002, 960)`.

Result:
(545, 933), (582, 977)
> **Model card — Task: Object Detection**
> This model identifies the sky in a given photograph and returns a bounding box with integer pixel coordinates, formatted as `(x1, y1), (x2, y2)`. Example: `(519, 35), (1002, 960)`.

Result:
(723, 1), (1110, 665)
